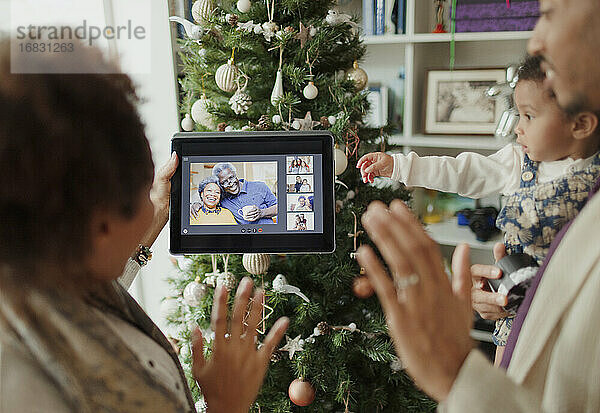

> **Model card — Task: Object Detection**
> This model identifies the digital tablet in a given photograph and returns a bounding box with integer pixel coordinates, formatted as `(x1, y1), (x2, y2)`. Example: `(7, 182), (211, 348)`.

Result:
(170, 131), (335, 254)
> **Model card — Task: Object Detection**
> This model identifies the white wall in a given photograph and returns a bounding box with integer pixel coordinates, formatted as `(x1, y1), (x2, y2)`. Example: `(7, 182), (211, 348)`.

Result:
(0, 0), (181, 330)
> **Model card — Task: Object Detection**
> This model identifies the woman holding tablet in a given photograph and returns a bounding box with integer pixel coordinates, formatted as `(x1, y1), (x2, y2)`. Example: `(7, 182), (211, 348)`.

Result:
(0, 40), (288, 412)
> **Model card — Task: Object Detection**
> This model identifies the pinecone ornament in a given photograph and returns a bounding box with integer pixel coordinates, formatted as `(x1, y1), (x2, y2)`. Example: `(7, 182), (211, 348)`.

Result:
(229, 74), (252, 115)
(270, 350), (284, 363)
(316, 321), (332, 336)
(218, 122), (227, 131)
(320, 116), (330, 128)
(227, 13), (239, 26)
(257, 114), (271, 130)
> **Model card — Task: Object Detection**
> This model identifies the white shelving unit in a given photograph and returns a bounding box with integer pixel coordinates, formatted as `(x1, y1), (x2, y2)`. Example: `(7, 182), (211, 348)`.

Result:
(353, 0), (531, 251)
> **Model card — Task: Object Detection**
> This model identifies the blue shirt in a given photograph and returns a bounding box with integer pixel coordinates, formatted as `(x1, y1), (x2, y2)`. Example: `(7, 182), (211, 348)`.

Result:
(220, 179), (277, 225)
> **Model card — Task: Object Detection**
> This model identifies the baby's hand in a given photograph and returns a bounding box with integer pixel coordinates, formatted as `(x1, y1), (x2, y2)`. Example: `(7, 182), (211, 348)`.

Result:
(356, 152), (394, 183)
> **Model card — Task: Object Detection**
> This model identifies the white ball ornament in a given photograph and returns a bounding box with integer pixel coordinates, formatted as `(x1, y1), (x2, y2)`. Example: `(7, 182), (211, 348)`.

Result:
(303, 81), (319, 100)
(183, 281), (208, 306)
(328, 115), (337, 125)
(215, 59), (239, 93)
(272, 114), (282, 124)
(192, 0), (214, 24)
(242, 253), (271, 275)
(225, 125), (235, 132)
(181, 114), (194, 131)
(292, 120), (301, 130)
(237, 0), (251, 13)
(334, 147), (348, 175)
(191, 95), (215, 129)
(217, 272), (237, 291)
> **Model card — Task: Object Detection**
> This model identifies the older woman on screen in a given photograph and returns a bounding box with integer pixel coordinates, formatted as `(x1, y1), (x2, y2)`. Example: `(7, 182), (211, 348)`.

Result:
(190, 176), (237, 225)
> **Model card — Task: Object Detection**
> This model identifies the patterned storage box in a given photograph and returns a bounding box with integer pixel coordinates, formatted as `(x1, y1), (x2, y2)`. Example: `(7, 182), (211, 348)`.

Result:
(451, 0), (540, 32)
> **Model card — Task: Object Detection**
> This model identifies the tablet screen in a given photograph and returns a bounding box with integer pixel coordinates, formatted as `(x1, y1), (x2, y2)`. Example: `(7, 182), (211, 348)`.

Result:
(170, 132), (335, 254)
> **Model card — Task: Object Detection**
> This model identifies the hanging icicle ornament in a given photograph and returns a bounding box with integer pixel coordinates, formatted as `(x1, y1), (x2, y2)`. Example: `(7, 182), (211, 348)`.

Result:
(237, 0), (251, 13)
(215, 49), (239, 93)
(181, 114), (194, 131)
(192, 0), (214, 24)
(229, 72), (253, 115)
(346, 60), (368, 91)
(271, 69), (284, 106)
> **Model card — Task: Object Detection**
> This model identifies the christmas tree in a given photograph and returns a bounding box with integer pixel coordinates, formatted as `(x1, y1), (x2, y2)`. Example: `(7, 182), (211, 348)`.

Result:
(166, 0), (436, 411)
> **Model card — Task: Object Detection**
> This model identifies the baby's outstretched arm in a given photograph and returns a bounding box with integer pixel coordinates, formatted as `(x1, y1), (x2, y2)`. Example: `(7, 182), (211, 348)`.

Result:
(356, 152), (394, 183)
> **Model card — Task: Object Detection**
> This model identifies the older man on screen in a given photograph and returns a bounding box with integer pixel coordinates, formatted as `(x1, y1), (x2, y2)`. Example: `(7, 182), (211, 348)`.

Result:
(356, 1), (600, 412)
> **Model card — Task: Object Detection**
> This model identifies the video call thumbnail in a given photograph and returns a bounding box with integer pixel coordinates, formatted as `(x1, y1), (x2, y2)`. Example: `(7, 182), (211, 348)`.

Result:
(287, 156), (313, 174)
(287, 193), (314, 212)
(287, 212), (315, 231)
(189, 161), (278, 226)
(286, 175), (313, 193)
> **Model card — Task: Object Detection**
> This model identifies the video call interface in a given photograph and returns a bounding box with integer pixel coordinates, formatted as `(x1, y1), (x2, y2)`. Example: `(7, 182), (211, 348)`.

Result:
(180, 154), (324, 235)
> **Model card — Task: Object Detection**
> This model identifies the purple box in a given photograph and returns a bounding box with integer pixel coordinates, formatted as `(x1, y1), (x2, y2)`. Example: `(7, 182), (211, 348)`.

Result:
(455, 16), (539, 32)
(455, 2), (539, 19)
(451, 0), (540, 32)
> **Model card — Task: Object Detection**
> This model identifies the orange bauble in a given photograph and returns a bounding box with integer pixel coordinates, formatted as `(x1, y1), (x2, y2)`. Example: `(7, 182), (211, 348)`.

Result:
(288, 378), (316, 406)
(352, 276), (374, 298)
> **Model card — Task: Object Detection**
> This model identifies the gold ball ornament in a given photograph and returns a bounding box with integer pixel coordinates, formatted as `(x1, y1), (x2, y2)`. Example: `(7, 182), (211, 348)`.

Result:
(288, 378), (316, 407)
(242, 253), (271, 275)
(346, 61), (368, 91)
(215, 59), (239, 93)
(352, 276), (374, 298)
(192, 0), (214, 24)
(334, 146), (348, 176)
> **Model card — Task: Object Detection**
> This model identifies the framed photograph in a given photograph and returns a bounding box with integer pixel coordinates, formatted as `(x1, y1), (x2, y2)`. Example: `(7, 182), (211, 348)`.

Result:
(424, 69), (506, 135)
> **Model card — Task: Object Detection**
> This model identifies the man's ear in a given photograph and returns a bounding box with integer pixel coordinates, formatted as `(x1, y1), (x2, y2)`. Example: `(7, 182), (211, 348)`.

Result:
(571, 112), (599, 140)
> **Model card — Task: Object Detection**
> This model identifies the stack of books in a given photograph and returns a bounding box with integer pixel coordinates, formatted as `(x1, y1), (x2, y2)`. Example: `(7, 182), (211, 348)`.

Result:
(363, 0), (406, 36)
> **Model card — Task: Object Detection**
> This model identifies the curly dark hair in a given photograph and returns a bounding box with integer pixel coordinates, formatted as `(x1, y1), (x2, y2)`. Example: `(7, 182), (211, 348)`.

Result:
(198, 176), (223, 203)
(0, 38), (154, 277)
(516, 55), (546, 83)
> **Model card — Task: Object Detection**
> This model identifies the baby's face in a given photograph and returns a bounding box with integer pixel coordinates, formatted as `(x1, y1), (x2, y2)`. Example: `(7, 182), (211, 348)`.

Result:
(514, 80), (575, 161)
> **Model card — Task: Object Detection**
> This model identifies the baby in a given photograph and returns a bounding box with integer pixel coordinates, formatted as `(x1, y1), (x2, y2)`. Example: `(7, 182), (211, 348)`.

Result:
(357, 55), (600, 365)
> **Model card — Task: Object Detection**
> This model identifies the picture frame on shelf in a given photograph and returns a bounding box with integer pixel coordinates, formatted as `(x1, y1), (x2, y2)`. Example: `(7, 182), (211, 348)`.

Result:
(424, 68), (506, 135)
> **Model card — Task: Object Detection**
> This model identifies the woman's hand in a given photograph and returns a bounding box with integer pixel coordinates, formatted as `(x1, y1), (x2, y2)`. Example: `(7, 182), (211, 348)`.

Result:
(140, 152), (178, 247)
(357, 200), (474, 402)
(470, 243), (509, 320)
(356, 152), (394, 183)
(192, 278), (289, 413)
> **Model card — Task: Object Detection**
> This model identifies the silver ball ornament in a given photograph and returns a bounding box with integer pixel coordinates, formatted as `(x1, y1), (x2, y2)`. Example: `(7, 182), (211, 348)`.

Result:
(346, 61), (368, 91)
(183, 281), (208, 306)
(215, 59), (239, 93)
(217, 272), (236, 290)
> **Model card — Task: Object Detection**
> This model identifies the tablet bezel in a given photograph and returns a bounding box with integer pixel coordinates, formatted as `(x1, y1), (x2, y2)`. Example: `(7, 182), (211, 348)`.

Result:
(169, 131), (335, 254)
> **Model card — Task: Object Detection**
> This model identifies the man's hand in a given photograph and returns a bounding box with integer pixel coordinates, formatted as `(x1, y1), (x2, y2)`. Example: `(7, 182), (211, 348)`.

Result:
(243, 205), (261, 221)
(190, 202), (202, 220)
(471, 243), (509, 320)
(357, 200), (474, 402)
(356, 152), (394, 183)
(192, 278), (289, 413)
